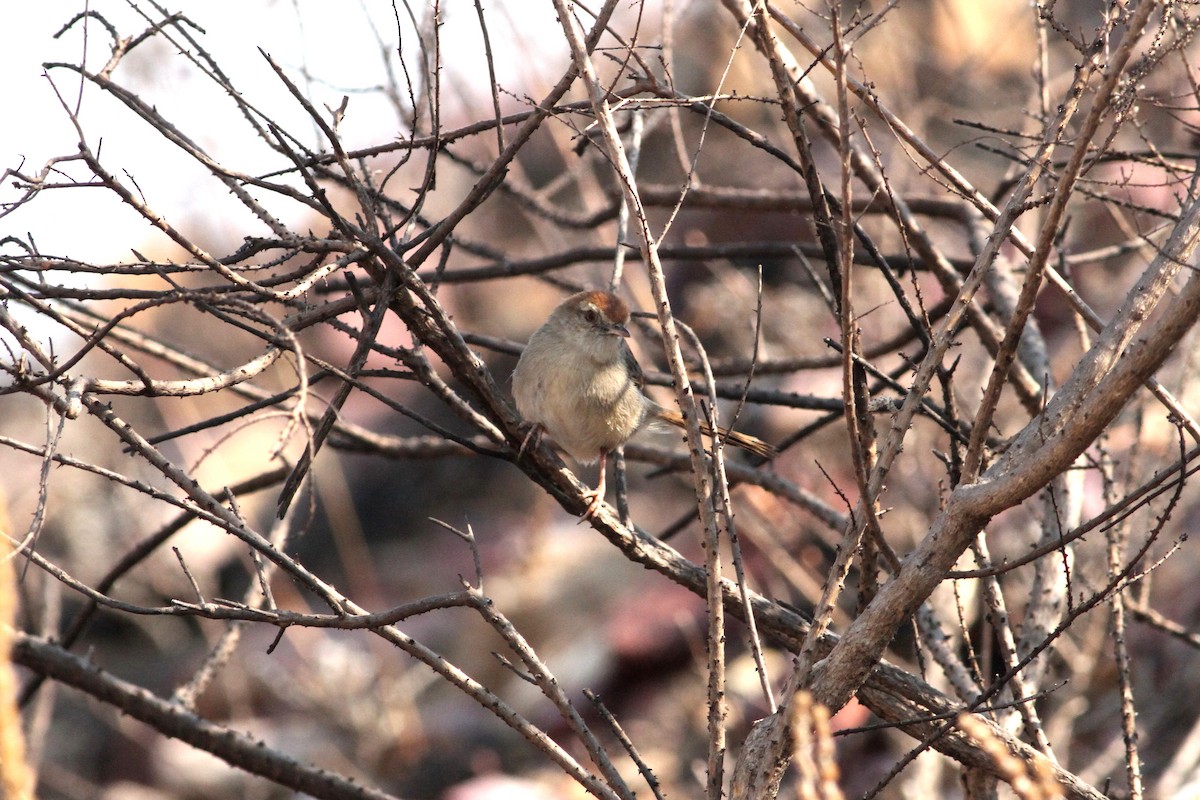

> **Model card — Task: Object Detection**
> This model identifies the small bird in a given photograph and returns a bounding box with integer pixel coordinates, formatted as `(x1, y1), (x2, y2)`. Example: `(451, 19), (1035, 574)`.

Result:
(512, 290), (775, 518)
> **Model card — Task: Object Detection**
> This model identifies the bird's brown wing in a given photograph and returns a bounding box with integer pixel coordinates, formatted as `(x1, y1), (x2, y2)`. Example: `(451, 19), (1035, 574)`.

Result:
(622, 341), (645, 392)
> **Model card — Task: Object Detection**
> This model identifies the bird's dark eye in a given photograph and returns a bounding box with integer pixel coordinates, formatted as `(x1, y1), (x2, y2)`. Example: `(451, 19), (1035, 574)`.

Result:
(584, 308), (600, 324)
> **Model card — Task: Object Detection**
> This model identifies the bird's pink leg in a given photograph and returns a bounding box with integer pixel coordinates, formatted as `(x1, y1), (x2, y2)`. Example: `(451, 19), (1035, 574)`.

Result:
(581, 449), (608, 519)
(516, 422), (545, 461)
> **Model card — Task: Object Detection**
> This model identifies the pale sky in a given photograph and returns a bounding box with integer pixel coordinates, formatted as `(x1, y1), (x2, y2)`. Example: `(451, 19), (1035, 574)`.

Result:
(1, 1), (566, 263)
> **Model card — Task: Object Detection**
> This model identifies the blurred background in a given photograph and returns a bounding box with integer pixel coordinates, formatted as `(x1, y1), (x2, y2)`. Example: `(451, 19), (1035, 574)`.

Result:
(4, 1), (1200, 798)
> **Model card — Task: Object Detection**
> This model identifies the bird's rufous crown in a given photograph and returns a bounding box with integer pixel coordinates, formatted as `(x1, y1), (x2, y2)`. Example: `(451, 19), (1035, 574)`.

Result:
(574, 290), (629, 324)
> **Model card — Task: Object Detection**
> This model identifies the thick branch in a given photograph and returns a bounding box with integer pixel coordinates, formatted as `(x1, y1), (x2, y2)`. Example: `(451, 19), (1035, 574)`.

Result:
(13, 633), (401, 800)
(810, 189), (1200, 713)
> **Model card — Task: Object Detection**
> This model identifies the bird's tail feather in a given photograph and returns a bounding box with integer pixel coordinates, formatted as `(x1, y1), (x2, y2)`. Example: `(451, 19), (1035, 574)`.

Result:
(655, 408), (776, 459)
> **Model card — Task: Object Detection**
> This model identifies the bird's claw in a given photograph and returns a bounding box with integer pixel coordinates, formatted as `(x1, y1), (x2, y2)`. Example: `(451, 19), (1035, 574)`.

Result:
(578, 489), (605, 522)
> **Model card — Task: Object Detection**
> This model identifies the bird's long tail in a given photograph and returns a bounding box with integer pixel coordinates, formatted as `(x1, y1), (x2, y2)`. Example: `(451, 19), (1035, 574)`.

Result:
(655, 408), (776, 459)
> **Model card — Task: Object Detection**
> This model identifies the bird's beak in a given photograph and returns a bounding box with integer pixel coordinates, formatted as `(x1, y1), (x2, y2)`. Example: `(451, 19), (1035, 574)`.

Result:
(609, 323), (630, 338)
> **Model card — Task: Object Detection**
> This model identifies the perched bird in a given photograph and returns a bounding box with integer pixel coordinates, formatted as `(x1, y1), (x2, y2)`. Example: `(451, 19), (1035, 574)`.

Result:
(512, 290), (775, 518)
